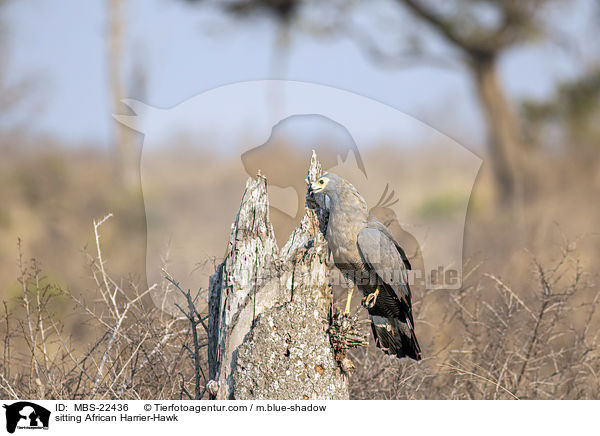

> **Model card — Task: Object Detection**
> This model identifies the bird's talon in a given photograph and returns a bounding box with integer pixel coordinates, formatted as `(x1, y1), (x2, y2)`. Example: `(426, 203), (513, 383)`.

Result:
(361, 288), (379, 309)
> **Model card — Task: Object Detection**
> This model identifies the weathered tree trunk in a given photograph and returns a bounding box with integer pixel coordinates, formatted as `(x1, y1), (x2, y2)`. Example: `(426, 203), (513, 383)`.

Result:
(207, 153), (350, 400)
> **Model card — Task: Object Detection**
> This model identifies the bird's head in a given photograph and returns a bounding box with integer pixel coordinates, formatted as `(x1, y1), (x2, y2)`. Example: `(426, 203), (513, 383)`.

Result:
(309, 172), (342, 195)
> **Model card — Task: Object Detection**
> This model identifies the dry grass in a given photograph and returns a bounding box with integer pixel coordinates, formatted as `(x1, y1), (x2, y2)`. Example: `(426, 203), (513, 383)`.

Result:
(349, 241), (599, 399)
(0, 215), (208, 400)
(0, 140), (599, 400)
(3, 204), (597, 400)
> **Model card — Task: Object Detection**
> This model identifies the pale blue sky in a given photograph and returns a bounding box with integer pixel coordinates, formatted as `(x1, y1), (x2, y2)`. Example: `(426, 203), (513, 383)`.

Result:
(1, 0), (597, 151)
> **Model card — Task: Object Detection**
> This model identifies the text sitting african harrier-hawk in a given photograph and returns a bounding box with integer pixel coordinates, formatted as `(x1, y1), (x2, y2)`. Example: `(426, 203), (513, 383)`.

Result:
(309, 173), (422, 360)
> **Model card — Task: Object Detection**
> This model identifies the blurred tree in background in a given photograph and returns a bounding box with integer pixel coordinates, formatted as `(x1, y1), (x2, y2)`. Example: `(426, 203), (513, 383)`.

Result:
(185, 0), (598, 209)
(0, 0), (34, 133)
(393, 0), (553, 207)
(107, 0), (146, 193)
(522, 67), (600, 168)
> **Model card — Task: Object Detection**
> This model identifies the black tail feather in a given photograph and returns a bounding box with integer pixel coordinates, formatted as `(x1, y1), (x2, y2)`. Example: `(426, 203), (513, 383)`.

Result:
(370, 316), (422, 361)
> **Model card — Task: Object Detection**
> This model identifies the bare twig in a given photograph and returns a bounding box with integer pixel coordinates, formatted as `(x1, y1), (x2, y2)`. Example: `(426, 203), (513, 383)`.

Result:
(164, 272), (206, 400)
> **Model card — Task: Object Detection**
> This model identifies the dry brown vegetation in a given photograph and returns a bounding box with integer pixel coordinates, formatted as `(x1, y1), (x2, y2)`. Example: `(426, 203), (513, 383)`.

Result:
(0, 214), (208, 400)
(1, 140), (598, 399)
(350, 242), (598, 399)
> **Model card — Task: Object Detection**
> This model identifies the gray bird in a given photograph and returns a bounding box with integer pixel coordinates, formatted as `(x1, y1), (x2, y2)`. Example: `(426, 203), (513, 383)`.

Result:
(309, 173), (422, 360)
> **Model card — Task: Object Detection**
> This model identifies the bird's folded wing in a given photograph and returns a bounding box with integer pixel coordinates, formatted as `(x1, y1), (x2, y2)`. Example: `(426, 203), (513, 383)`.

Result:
(366, 215), (411, 270)
(357, 227), (411, 304)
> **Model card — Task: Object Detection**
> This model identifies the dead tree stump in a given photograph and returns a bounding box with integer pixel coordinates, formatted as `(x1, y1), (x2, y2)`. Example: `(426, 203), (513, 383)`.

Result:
(207, 152), (352, 400)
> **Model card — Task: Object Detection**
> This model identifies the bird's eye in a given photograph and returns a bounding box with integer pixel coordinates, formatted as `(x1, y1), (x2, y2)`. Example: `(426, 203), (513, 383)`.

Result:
(318, 180), (324, 185)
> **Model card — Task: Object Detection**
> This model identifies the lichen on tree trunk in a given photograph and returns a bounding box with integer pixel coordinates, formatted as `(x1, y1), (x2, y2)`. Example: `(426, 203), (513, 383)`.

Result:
(207, 152), (350, 400)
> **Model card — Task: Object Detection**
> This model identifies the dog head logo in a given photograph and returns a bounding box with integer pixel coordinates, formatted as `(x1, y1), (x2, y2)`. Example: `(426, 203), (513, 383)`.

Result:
(241, 114), (367, 242)
(115, 80), (481, 314)
(3, 402), (50, 433)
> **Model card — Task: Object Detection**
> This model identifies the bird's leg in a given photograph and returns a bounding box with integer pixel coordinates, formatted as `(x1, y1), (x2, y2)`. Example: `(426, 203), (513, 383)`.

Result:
(362, 287), (380, 309)
(344, 286), (354, 316)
